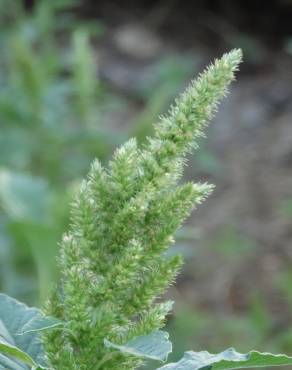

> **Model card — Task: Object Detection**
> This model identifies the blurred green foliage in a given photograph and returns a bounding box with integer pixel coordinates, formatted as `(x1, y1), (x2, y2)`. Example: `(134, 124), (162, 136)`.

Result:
(0, 0), (192, 304)
(0, 0), (122, 304)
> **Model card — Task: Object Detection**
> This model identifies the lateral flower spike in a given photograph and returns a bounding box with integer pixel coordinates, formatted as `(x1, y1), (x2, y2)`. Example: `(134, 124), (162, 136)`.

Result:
(44, 49), (242, 370)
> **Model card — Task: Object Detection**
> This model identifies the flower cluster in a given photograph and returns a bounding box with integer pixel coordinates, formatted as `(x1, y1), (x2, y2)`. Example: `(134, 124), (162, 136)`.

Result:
(44, 49), (242, 370)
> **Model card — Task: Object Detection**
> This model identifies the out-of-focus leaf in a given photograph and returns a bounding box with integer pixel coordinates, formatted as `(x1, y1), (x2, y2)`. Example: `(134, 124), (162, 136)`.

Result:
(17, 315), (62, 336)
(0, 293), (49, 368)
(105, 330), (172, 362)
(0, 337), (36, 368)
(0, 169), (51, 223)
(157, 348), (292, 370)
(0, 128), (34, 168)
(9, 221), (60, 302)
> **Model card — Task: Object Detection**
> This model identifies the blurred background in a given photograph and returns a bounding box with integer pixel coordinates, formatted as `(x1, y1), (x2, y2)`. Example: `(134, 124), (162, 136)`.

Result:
(1, 0), (292, 366)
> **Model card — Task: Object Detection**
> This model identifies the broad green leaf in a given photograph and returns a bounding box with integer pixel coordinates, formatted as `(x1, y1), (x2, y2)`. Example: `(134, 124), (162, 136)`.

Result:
(0, 352), (27, 370)
(0, 337), (36, 367)
(17, 316), (62, 335)
(105, 330), (172, 362)
(0, 293), (49, 368)
(157, 348), (292, 370)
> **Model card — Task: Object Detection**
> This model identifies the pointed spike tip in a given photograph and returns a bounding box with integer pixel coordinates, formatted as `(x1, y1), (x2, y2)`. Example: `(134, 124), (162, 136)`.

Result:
(224, 48), (243, 70)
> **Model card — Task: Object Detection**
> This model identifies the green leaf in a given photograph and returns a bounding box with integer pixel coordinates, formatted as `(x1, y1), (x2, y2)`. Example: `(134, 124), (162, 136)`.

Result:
(0, 169), (51, 223)
(0, 353), (27, 370)
(157, 348), (292, 370)
(17, 316), (62, 335)
(0, 293), (49, 368)
(105, 330), (172, 362)
(0, 337), (36, 367)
